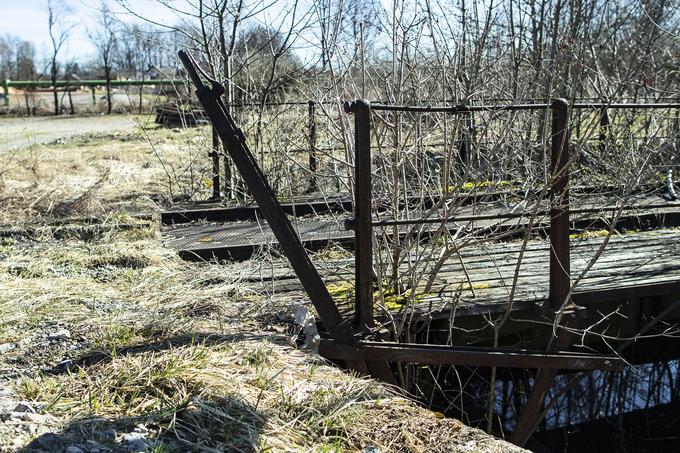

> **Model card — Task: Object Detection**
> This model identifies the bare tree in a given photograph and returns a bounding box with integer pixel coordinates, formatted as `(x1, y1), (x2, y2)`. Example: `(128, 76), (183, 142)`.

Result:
(47, 0), (72, 115)
(89, 2), (118, 114)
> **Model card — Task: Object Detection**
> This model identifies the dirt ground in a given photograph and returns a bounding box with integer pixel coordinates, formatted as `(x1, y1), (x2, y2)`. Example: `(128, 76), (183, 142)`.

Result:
(0, 115), (145, 153)
(0, 114), (526, 452)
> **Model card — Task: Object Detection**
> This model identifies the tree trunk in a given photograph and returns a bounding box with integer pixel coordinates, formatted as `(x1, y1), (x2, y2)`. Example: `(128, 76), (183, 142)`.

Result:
(52, 60), (59, 115)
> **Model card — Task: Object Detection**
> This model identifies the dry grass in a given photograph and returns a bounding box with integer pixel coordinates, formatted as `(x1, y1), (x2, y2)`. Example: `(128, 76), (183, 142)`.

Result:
(0, 120), (216, 226)
(0, 119), (523, 452)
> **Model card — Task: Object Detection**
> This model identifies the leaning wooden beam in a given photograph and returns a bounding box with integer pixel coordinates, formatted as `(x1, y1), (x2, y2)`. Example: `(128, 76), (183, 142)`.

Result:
(176, 50), (395, 383)
(319, 340), (624, 371)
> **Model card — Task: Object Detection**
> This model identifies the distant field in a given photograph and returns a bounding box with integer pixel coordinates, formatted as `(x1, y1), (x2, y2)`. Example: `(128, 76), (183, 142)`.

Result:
(2, 88), (175, 116)
(0, 114), (149, 153)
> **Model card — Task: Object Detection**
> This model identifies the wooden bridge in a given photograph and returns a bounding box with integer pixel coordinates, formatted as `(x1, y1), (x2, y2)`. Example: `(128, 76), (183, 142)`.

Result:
(175, 50), (680, 448)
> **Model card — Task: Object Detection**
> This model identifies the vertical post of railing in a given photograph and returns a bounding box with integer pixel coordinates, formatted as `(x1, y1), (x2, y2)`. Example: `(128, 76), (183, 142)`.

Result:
(210, 125), (221, 199)
(599, 106), (610, 154)
(512, 98), (571, 447)
(353, 99), (374, 331)
(308, 100), (318, 193)
(548, 98), (571, 314)
(459, 107), (472, 166)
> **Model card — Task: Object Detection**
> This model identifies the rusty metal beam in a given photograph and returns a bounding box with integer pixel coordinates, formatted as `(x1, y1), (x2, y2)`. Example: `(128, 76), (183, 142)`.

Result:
(319, 340), (624, 371)
(511, 98), (572, 447)
(347, 99), (375, 331)
(369, 102), (680, 113)
(177, 50), (380, 378)
(547, 98), (571, 317)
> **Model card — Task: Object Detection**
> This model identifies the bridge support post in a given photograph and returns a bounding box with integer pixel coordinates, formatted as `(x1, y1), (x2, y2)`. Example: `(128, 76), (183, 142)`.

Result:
(352, 99), (375, 332)
(548, 98), (571, 315)
(511, 98), (571, 447)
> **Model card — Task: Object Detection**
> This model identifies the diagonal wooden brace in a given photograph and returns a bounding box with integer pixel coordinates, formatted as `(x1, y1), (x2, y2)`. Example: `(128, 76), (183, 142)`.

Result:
(177, 50), (395, 383)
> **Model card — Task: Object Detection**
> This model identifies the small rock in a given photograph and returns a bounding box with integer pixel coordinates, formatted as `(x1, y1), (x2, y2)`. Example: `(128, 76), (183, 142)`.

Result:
(13, 401), (35, 412)
(48, 329), (71, 341)
(0, 387), (14, 398)
(24, 432), (65, 451)
(97, 429), (116, 443)
(123, 431), (148, 451)
(84, 440), (106, 453)
(66, 446), (85, 453)
(0, 343), (15, 354)
(362, 447), (383, 453)
(56, 359), (75, 371)
(17, 411), (47, 423)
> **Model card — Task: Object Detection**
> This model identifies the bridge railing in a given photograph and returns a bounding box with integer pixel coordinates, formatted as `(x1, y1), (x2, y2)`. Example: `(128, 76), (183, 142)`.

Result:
(344, 99), (680, 331)
(344, 100), (573, 330)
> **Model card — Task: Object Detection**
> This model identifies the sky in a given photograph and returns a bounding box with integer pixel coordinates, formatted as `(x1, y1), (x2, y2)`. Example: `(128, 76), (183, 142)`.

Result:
(0, 0), (185, 61)
(0, 0), (318, 67)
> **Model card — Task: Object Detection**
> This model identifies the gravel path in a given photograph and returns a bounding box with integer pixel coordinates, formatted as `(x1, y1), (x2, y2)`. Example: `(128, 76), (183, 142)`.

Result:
(0, 115), (143, 152)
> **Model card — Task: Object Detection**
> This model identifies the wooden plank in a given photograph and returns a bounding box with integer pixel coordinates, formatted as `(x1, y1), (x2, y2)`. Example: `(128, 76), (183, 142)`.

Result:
(160, 197), (353, 224)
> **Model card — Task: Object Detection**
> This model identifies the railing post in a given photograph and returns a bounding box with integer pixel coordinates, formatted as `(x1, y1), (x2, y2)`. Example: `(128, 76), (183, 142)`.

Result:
(511, 98), (571, 447)
(210, 125), (221, 199)
(308, 100), (318, 193)
(458, 107), (473, 166)
(548, 98), (571, 314)
(599, 106), (610, 154)
(353, 99), (374, 331)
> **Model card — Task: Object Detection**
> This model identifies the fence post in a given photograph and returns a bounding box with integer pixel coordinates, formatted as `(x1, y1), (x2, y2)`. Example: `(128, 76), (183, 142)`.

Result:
(2, 80), (9, 106)
(353, 99), (374, 331)
(308, 100), (318, 193)
(210, 125), (221, 199)
(548, 98), (571, 314)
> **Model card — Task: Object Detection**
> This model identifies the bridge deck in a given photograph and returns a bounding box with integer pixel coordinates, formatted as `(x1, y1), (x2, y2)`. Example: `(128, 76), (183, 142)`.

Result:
(163, 197), (680, 261)
(217, 228), (680, 319)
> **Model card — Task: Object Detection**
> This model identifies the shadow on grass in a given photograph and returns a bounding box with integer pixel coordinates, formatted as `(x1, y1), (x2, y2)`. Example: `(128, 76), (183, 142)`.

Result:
(48, 331), (282, 375)
(19, 394), (267, 452)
